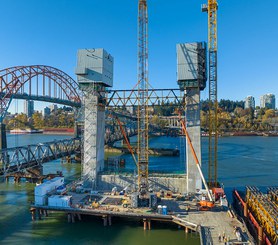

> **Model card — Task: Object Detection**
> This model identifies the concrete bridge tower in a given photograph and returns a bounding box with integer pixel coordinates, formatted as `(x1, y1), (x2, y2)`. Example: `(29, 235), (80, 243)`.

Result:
(76, 49), (113, 188)
(177, 42), (207, 193)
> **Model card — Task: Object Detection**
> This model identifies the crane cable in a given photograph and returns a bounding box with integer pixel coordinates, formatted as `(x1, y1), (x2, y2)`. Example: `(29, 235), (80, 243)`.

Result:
(109, 113), (138, 168)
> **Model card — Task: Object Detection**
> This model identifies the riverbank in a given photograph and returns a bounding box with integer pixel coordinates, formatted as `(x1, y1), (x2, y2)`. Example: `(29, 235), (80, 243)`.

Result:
(43, 128), (74, 135)
(8, 128), (74, 135)
(9, 129), (43, 134)
(202, 131), (278, 137)
(105, 146), (179, 156)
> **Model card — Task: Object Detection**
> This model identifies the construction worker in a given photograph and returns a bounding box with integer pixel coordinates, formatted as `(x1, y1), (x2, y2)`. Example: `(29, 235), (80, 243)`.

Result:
(218, 233), (221, 242)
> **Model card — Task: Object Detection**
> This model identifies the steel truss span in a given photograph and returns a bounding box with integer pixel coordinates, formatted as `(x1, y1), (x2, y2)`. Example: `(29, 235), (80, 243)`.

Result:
(106, 88), (184, 108)
(0, 138), (81, 176)
(0, 65), (82, 122)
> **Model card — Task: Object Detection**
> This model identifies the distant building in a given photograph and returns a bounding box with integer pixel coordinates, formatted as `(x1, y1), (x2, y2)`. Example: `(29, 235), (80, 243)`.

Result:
(24, 100), (34, 117)
(50, 104), (58, 112)
(244, 96), (255, 109)
(43, 107), (51, 117)
(260, 94), (275, 109)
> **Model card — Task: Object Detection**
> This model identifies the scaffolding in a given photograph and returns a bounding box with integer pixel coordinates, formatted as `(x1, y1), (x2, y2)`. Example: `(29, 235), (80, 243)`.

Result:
(137, 0), (149, 196)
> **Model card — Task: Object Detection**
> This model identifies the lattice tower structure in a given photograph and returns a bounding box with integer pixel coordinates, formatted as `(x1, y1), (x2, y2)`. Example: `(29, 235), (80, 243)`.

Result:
(203, 0), (218, 187)
(80, 84), (105, 188)
(137, 0), (149, 195)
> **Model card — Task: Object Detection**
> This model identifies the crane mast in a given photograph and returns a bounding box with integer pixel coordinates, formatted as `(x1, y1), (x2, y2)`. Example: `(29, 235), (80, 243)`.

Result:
(202, 0), (218, 187)
(137, 0), (149, 195)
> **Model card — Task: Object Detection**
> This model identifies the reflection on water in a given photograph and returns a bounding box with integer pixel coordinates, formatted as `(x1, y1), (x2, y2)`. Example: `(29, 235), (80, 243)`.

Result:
(1, 135), (278, 244)
(0, 134), (199, 244)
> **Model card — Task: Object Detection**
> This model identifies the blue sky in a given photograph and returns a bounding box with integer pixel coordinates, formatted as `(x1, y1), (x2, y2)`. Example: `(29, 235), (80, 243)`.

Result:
(1, 0), (278, 112)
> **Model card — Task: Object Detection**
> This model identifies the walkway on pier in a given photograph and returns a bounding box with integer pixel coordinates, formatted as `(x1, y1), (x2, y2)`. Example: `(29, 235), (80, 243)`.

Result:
(179, 208), (251, 244)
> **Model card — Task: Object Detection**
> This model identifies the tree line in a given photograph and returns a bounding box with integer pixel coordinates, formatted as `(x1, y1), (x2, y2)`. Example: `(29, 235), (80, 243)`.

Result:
(151, 99), (278, 132)
(4, 109), (75, 130)
(5, 99), (277, 132)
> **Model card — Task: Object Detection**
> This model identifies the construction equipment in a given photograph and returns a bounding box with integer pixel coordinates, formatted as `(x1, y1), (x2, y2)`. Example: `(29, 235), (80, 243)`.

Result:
(122, 199), (130, 208)
(165, 191), (173, 199)
(91, 200), (100, 208)
(202, 0), (219, 188)
(179, 113), (214, 208)
(137, 0), (149, 196)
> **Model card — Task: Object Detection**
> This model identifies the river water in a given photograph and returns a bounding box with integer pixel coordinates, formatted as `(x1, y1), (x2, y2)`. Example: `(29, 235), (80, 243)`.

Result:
(1, 134), (278, 244)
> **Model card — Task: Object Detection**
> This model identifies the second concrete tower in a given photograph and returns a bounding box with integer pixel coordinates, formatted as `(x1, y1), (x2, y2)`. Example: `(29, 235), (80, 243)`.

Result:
(177, 42), (207, 193)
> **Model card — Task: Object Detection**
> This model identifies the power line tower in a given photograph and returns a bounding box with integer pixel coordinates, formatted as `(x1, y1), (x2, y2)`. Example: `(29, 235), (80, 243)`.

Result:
(137, 0), (149, 196)
(202, 0), (218, 187)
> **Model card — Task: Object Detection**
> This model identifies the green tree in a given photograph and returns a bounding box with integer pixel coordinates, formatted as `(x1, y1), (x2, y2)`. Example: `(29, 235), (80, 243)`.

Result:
(263, 109), (275, 121)
(6, 113), (29, 129)
(32, 112), (44, 129)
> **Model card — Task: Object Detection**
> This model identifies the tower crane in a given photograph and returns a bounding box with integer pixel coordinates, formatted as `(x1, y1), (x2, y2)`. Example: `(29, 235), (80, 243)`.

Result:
(202, 0), (218, 187)
(137, 0), (149, 196)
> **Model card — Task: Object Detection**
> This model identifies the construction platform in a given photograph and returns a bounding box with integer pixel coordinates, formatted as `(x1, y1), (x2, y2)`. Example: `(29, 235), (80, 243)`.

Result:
(31, 188), (252, 245)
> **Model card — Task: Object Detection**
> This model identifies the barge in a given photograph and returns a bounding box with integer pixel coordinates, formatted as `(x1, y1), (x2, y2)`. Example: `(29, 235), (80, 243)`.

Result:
(233, 187), (278, 245)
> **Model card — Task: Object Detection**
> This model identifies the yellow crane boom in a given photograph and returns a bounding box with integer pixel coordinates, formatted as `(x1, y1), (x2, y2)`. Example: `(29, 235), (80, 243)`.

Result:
(202, 0), (218, 187)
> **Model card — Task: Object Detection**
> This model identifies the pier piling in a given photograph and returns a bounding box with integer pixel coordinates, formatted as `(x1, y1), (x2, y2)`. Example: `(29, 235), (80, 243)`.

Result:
(30, 208), (36, 221)
(108, 216), (112, 226)
(71, 214), (75, 223)
(77, 213), (81, 221)
(103, 215), (108, 226)
(67, 213), (71, 223)
(143, 219), (147, 230)
(38, 209), (42, 220)
(148, 220), (151, 230)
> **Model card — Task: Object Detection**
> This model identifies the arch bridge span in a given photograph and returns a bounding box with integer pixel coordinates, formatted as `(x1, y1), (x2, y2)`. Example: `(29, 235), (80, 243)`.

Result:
(0, 65), (82, 122)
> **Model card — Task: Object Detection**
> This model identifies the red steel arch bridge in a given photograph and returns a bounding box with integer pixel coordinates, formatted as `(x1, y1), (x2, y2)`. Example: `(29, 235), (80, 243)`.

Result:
(0, 65), (82, 122)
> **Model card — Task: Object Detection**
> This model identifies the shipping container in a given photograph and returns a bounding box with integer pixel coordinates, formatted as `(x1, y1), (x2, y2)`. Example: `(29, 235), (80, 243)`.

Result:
(35, 195), (47, 206)
(48, 195), (72, 208)
(35, 182), (54, 196)
(35, 177), (64, 196)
